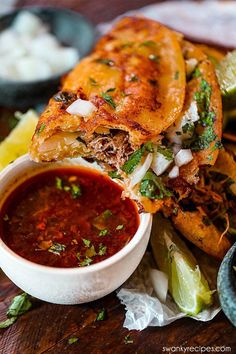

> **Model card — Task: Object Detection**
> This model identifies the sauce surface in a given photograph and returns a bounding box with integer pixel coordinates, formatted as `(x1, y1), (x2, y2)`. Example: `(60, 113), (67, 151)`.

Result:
(0, 168), (139, 268)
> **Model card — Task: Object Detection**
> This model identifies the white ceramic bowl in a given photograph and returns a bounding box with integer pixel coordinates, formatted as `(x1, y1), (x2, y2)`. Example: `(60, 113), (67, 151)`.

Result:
(0, 154), (152, 304)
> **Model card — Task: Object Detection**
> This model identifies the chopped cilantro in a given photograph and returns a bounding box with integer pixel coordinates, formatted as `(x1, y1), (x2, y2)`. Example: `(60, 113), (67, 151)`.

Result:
(98, 243), (107, 256)
(64, 186), (71, 192)
(37, 123), (46, 136)
(184, 126), (217, 151)
(82, 238), (91, 247)
(108, 171), (122, 179)
(192, 67), (201, 78)
(156, 146), (173, 161)
(173, 207), (178, 216)
(0, 293), (32, 329)
(96, 308), (106, 321)
(103, 210), (112, 218)
(124, 335), (133, 344)
(56, 177), (63, 190)
(116, 224), (124, 230)
(182, 122), (194, 134)
(148, 54), (159, 62)
(89, 77), (98, 86)
(68, 337), (79, 345)
(99, 229), (108, 237)
(140, 40), (156, 47)
(121, 142), (154, 174)
(79, 257), (92, 267)
(176, 131), (182, 136)
(71, 184), (82, 199)
(48, 243), (66, 255)
(101, 92), (116, 109)
(95, 58), (114, 66)
(76, 252), (81, 261)
(140, 171), (172, 200)
(106, 87), (116, 93)
(174, 71), (179, 80)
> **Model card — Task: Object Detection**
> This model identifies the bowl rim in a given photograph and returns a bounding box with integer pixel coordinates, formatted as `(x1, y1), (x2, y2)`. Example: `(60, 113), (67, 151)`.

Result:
(0, 6), (95, 86)
(0, 154), (152, 275)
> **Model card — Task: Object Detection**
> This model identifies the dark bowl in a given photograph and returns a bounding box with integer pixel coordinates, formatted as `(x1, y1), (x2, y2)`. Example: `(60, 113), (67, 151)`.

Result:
(217, 242), (236, 327)
(0, 7), (95, 109)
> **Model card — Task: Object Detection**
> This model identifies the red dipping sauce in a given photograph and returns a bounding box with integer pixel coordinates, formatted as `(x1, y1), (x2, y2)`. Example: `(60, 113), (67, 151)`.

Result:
(0, 168), (139, 268)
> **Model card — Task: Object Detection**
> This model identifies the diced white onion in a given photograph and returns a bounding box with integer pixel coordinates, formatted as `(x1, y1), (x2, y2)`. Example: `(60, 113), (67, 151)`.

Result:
(167, 101), (199, 145)
(151, 151), (172, 176)
(185, 58), (198, 76)
(149, 268), (168, 303)
(168, 165), (179, 178)
(66, 99), (97, 118)
(129, 153), (153, 187)
(175, 149), (193, 167)
(12, 11), (45, 37)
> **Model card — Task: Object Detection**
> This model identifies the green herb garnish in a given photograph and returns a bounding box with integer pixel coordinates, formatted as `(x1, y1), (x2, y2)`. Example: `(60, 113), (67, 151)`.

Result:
(140, 40), (156, 47)
(37, 123), (46, 136)
(182, 122), (194, 134)
(68, 337), (79, 345)
(121, 142), (154, 174)
(48, 243), (66, 255)
(96, 308), (106, 321)
(82, 238), (91, 247)
(98, 243), (107, 256)
(108, 171), (122, 179)
(124, 335), (133, 344)
(56, 177), (63, 190)
(156, 146), (173, 161)
(174, 71), (179, 80)
(89, 77), (99, 87)
(95, 58), (114, 66)
(0, 293), (32, 329)
(71, 184), (82, 199)
(101, 92), (116, 109)
(120, 41), (134, 49)
(140, 171), (172, 200)
(192, 67), (201, 78)
(116, 225), (124, 230)
(79, 257), (93, 267)
(99, 229), (108, 237)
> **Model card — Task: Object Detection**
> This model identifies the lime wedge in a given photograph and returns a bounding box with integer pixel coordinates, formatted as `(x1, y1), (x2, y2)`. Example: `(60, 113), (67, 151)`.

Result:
(216, 51), (236, 109)
(151, 213), (213, 315)
(0, 110), (38, 171)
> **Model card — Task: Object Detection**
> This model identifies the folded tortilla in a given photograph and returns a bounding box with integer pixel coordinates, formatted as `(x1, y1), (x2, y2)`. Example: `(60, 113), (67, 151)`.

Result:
(30, 17), (222, 213)
(30, 17), (186, 163)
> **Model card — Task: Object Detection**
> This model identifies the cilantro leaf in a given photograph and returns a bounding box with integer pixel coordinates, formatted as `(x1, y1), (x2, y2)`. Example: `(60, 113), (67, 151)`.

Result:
(121, 147), (144, 174)
(0, 293), (32, 329)
(101, 92), (116, 109)
(96, 308), (106, 321)
(108, 171), (122, 180)
(37, 123), (46, 136)
(82, 238), (91, 247)
(99, 229), (108, 237)
(124, 335), (133, 344)
(71, 184), (82, 199)
(89, 77), (98, 87)
(156, 146), (173, 161)
(0, 317), (17, 329)
(79, 257), (93, 267)
(116, 225), (124, 230)
(48, 243), (66, 255)
(95, 58), (114, 66)
(140, 171), (172, 200)
(68, 337), (79, 345)
(98, 243), (107, 256)
(55, 177), (63, 190)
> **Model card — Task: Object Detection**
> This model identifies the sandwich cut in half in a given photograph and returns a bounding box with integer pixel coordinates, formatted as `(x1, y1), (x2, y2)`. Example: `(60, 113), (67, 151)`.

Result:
(30, 17), (222, 213)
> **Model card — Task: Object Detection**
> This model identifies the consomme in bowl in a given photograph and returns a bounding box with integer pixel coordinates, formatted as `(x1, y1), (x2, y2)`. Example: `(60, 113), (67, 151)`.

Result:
(0, 167), (139, 268)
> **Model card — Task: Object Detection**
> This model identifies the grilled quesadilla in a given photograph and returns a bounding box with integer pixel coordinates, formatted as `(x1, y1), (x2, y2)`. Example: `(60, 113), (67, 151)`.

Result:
(30, 17), (222, 213)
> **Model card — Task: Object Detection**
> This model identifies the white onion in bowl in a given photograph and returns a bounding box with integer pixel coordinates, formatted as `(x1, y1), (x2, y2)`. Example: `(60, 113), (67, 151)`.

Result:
(175, 149), (193, 167)
(66, 99), (97, 118)
(168, 165), (179, 178)
(129, 153), (153, 187)
(151, 151), (172, 176)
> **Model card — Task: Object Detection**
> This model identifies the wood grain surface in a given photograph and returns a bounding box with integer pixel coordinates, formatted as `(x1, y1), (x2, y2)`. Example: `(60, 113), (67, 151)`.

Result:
(0, 1), (235, 353)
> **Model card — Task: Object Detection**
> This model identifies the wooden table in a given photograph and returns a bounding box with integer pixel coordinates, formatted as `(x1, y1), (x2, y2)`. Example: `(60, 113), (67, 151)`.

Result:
(0, 1), (235, 353)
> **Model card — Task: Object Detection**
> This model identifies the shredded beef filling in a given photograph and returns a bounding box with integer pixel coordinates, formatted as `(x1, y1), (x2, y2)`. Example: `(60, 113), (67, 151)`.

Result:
(86, 131), (134, 169)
